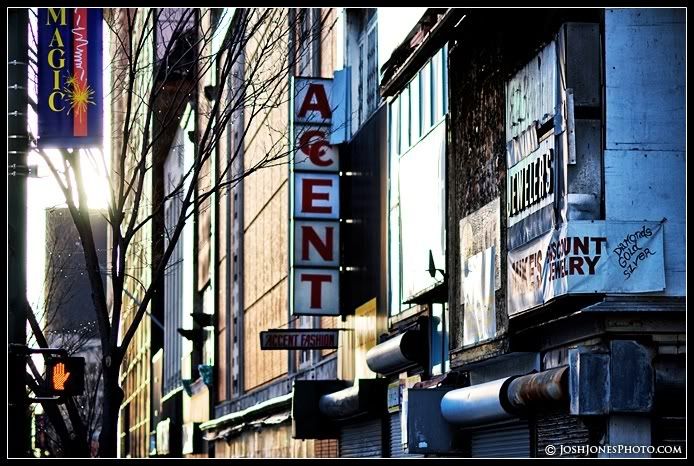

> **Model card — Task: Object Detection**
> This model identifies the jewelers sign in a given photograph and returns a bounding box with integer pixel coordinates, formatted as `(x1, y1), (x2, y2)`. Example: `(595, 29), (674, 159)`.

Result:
(37, 8), (103, 148)
(290, 77), (345, 315)
(508, 220), (666, 315)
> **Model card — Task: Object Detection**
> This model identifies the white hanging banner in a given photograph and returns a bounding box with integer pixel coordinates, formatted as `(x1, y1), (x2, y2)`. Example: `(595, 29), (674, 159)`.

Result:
(508, 220), (666, 315)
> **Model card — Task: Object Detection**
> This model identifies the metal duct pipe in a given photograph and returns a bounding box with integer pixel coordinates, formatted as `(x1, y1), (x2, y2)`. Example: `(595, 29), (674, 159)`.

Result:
(318, 384), (360, 418)
(506, 367), (568, 409)
(440, 367), (570, 427)
(365, 330), (421, 374)
(440, 377), (516, 426)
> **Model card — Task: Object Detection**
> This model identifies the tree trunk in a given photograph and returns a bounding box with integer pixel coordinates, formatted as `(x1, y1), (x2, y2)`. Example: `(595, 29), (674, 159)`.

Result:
(97, 366), (124, 458)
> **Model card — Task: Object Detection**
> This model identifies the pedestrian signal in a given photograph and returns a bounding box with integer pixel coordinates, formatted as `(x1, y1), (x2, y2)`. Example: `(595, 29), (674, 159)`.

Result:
(46, 357), (85, 396)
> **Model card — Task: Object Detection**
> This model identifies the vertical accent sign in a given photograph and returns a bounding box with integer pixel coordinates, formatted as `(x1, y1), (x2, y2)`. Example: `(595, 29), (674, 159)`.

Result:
(38, 8), (103, 148)
(290, 77), (344, 316)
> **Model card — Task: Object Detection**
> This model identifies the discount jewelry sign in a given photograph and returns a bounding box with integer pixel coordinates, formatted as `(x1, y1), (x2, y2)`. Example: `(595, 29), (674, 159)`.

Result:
(508, 220), (666, 315)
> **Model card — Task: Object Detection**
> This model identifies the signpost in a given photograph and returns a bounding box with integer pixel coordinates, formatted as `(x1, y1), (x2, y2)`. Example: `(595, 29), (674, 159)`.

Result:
(10, 345), (86, 401)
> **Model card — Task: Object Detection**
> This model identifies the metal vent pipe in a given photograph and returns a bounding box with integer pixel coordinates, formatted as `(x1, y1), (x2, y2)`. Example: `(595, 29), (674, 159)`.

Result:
(365, 330), (421, 375)
(440, 377), (515, 426)
(440, 367), (569, 426)
(319, 384), (360, 418)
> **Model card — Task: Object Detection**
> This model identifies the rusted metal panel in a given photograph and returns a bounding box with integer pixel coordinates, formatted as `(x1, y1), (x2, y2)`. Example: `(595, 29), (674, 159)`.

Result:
(609, 340), (653, 413)
(406, 388), (458, 455)
(564, 23), (601, 108)
(569, 347), (609, 415)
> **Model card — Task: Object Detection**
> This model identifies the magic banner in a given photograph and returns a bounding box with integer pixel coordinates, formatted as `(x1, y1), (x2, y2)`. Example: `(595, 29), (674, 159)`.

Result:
(37, 8), (103, 148)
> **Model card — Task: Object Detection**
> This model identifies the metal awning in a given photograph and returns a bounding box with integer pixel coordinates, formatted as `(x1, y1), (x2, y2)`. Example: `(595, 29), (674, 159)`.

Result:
(200, 392), (292, 431)
(263, 412), (291, 425)
(402, 280), (447, 304)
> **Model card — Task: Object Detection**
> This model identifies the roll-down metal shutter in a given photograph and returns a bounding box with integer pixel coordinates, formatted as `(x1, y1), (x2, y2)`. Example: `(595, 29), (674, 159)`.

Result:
(339, 418), (383, 458)
(652, 415), (685, 457)
(470, 421), (531, 458)
(536, 410), (590, 457)
(389, 412), (406, 457)
(389, 412), (423, 458)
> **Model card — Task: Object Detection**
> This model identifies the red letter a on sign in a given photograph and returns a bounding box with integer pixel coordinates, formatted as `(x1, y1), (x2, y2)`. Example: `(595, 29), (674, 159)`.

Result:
(298, 83), (332, 119)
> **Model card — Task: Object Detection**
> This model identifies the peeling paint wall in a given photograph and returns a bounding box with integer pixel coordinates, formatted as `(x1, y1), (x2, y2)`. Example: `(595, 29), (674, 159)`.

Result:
(446, 9), (603, 360)
(447, 19), (508, 354)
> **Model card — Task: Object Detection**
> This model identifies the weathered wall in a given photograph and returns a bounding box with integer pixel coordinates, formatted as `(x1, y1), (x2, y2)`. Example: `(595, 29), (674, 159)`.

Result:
(242, 9), (292, 391)
(447, 14), (508, 356)
(240, 7), (340, 391)
(446, 9), (602, 362)
(213, 422), (337, 458)
(113, 8), (154, 457)
(603, 8), (686, 296)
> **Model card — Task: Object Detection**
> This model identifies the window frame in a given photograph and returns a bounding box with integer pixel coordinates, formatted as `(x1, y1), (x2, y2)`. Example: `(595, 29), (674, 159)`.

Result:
(387, 46), (449, 318)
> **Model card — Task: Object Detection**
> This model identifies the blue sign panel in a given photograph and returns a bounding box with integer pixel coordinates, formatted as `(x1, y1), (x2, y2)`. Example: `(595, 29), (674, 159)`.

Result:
(37, 8), (103, 148)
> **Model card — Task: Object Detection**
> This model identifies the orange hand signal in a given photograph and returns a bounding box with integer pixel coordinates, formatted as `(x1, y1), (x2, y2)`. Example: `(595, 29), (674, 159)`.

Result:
(52, 362), (71, 390)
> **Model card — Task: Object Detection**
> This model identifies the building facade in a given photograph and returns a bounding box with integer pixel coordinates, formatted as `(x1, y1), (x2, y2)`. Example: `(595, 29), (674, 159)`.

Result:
(112, 7), (685, 458)
(110, 8), (193, 457)
(293, 7), (685, 459)
(439, 8), (685, 458)
(200, 8), (343, 457)
(109, 9), (156, 458)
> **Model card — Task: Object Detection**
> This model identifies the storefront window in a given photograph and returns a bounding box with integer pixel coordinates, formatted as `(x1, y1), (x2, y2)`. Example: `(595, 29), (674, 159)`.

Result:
(398, 121), (446, 302)
(387, 45), (448, 317)
(410, 73), (421, 141)
(430, 302), (450, 375)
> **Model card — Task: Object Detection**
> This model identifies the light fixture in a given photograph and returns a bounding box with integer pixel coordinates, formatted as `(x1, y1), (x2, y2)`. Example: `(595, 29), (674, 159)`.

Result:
(427, 249), (447, 281)
(204, 84), (217, 102)
(191, 313), (214, 327)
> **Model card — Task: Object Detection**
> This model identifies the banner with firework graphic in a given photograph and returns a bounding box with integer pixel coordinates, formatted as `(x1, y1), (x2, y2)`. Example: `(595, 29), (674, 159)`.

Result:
(37, 8), (103, 148)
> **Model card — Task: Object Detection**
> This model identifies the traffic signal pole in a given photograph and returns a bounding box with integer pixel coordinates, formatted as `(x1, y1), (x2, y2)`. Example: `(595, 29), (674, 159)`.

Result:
(8, 8), (31, 458)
